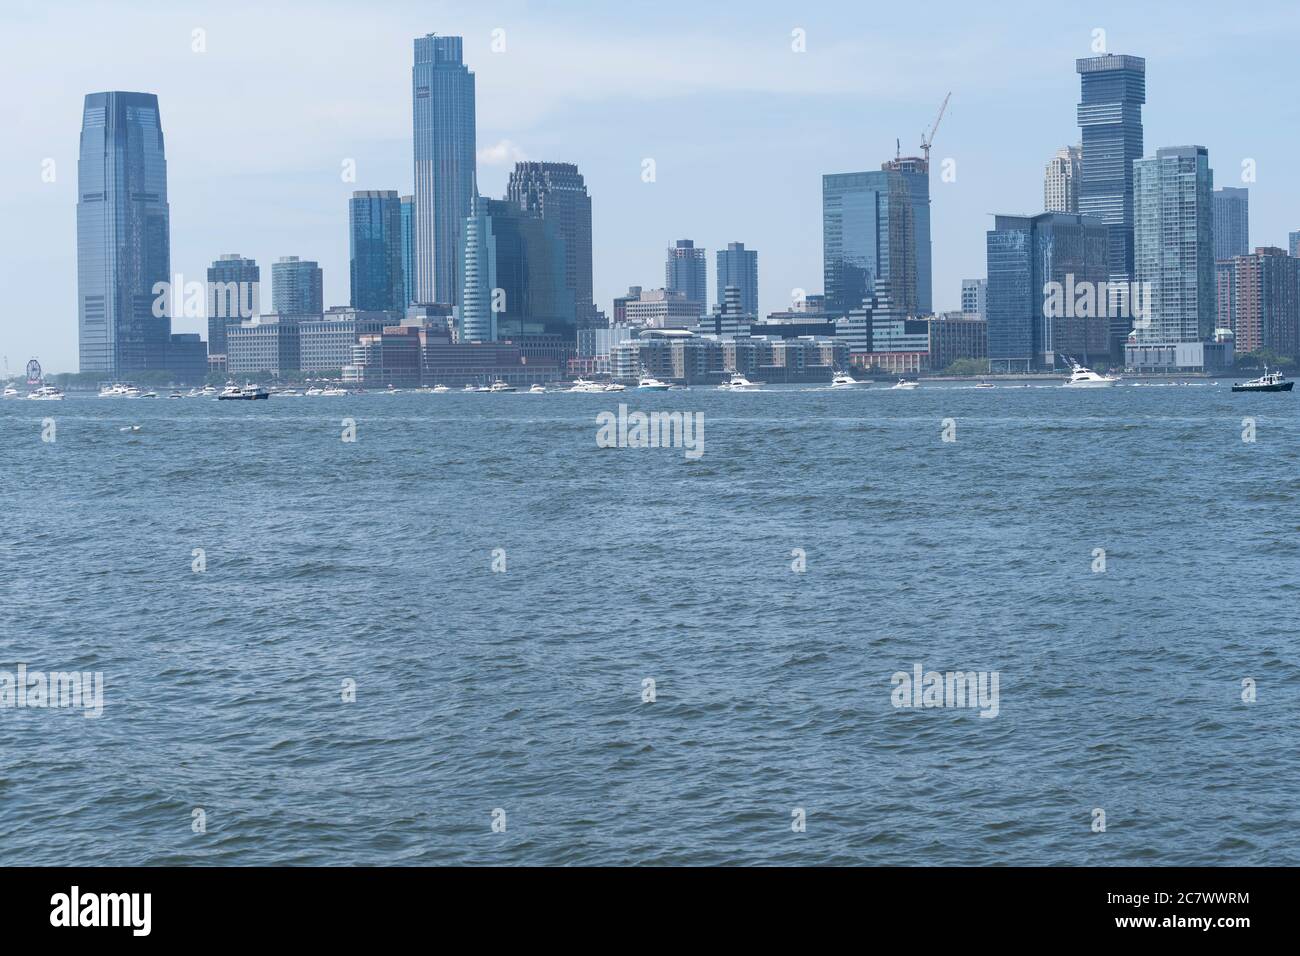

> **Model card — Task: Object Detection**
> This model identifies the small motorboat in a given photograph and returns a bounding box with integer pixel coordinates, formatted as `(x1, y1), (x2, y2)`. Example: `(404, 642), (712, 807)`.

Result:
(603, 382), (626, 392)
(168, 391), (184, 399)
(488, 380), (517, 393)
(891, 378), (918, 390)
(528, 384), (546, 393)
(1231, 367), (1293, 393)
(2, 385), (19, 399)
(974, 382), (996, 389)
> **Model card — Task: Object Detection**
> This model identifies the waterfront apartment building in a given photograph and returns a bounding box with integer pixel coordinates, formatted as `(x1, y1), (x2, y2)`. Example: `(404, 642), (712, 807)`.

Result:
(77, 91), (172, 375)
(1044, 145), (1082, 213)
(823, 158), (932, 318)
(459, 196), (576, 343)
(1215, 247), (1300, 359)
(272, 256), (323, 315)
(960, 278), (987, 319)
(716, 242), (759, 319)
(986, 212), (1109, 371)
(349, 190), (405, 313)
(1212, 187), (1249, 262)
(666, 239), (708, 314)
(1077, 54), (1146, 285)
(506, 162), (596, 328)
(609, 328), (845, 385)
(1130, 146), (1225, 370)
(412, 34), (476, 307)
(205, 254), (260, 359)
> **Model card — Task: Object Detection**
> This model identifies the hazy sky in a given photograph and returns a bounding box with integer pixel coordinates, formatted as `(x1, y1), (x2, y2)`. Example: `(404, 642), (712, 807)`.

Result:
(4, 0), (1300, 373)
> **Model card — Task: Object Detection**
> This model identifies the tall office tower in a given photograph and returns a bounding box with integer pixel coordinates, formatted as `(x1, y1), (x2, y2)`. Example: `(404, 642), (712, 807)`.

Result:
(1044, 145), (1082, 213)
(1130, 146), (1218, 370)
(1290, 232), (1300, 258)
(716, 242), (759, 319)
(77, 91), (172, 375)
(272, 256), (323, 315)
(1076, 55), (1146, 283)
(349, 190), (404, 313)
(985, 212), (1109, 371)
(400, 195), (415, 309)
(665, 239), (708, 314)
(823, 157), (932, 318)
(1212, 187), (1249, 261)
(206, 254), (260, 357)
(412, 34), (476, 306)
(506, 161), (596, 329)
(459, 197), (575, 343)
(1216, 247), (1300, 359)
(960, 278), (987, 318)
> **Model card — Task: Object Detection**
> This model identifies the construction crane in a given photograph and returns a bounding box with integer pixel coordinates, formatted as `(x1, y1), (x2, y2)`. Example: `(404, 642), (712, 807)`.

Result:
(920, 92), (951, 167)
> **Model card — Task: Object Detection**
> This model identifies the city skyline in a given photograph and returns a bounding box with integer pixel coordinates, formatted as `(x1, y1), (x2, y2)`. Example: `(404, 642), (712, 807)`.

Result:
(5, 1), (1300, 371)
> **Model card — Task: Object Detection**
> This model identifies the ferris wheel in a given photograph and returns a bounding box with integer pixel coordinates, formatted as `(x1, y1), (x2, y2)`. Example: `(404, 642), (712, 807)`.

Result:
(25, 358), (42, 384)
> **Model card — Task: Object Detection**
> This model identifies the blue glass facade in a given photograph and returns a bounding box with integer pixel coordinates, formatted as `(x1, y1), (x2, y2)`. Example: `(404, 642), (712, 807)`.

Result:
(77, 91), (171, 375)
(986, 213), (1109, 370)
(1133, 146), (1215, 346)
(1212, 187), (1249, 261)
(349, 190), (404, 313)
(413, 34), (476, 306)
(506, 162), (597, 329)
(823, 160), (931, 318)
(1076, 55), (1146, 283)
(665, 240), (708, 313)
(272, 256), (323, 315)
(206, 254), (260, 356)
(400, 195), (415, 309)
(459, 198), (575, 343)
(716, 242), (759, 319)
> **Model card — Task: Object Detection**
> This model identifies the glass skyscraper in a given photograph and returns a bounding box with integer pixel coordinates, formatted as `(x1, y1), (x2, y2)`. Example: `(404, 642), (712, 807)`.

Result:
(506, 162), (596, 329)
(1130, 146), (1216, 368)
(349, 190), (404, 313)
(272, 256), (323, 315)
(412, 34), (476, 307)
(716, 242), (759, 319)
(1212, 187), (1249, 261)
(400, 195), (415, 309)
(206, 254), (260, 357)
(459, 197), (575, 343)
(986, 212), (1109, 371)
(1076, 55), (1146, 283)
(665, 240), (708, 314)
(77, 91), (171, 375)
(822, 159), (931, 318)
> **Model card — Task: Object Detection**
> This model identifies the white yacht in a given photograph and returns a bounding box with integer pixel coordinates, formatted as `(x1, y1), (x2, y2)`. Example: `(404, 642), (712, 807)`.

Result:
(201, 385), (219, 397)
(1062, 363), (1119, 387)
(2, 385), (19, 399)
(98, 383), (129, 398)
(718, 371), (761, 390)
(637, 375), (672, 391)
(275, 388), (302, 398)
(26, 385), (64, 401)
(568, 378), (604, 393)
(320, 387), (348, 396)
(830, 370), (863, 388)
(603, 382), (626, 392)
(304, 386), (324, 396)
(528, 384), (546, 393)
(488, 380), (517, 393)
(891, 378), (919, 390)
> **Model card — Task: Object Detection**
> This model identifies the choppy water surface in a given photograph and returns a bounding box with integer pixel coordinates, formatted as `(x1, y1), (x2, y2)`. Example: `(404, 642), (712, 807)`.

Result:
(1, 382), (1296, 865)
